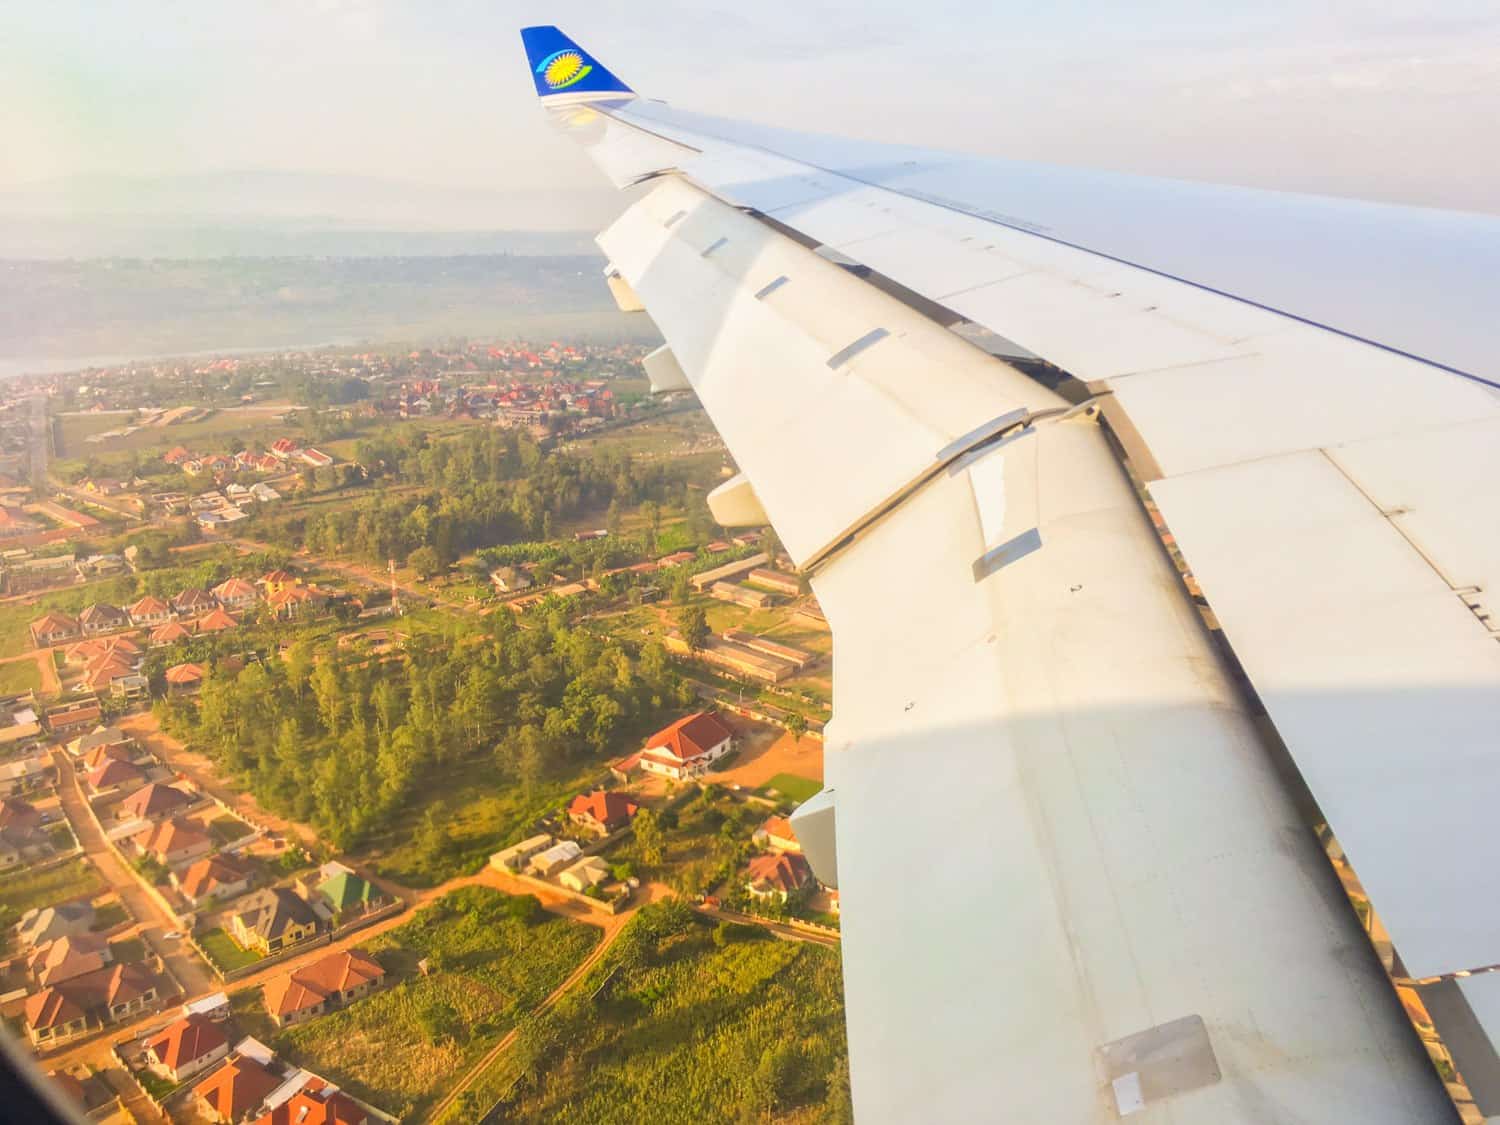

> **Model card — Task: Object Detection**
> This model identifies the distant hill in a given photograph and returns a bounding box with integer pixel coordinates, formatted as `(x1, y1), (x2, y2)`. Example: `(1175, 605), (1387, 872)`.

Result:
(0, 256), (657, 374)
(0, 170), (621, 258)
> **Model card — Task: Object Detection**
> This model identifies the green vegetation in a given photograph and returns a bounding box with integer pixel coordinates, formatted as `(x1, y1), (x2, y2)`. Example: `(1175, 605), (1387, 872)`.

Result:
(0, 658), (41, 694)
(251, 425), (715, 572)
(158, 604), (693, 876)
(607, 786), (758, 899)
(457, 902), (849, 1125)
(133, 1066), (178, 1101)
(88, 900), (129, 933)
(107, 936), (146, 963)
(207, 815), (254, 846)
(197, 927), (263, 973)
(761, 773), (823, 805)
(265, 887), (600, 1120)
(0, 858), (102, 928)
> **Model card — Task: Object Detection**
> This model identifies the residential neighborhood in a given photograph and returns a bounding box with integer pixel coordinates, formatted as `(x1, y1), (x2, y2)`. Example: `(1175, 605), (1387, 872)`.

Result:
(0, 335), (845, 1123)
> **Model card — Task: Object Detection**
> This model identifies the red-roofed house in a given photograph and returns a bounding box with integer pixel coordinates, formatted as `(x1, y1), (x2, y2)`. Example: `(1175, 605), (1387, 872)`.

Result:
(264, 585), (325, 620)
(194, 1054), (282, 1124)
(86, 757), (146, 796)
(151, 620), (194, 646)
(173, 852), (256, 907)
(83, 654), (139, 694)
(753, 816), (801, 853)
(211, 578), (258, 611)
(128, 596), (173, 627)
(744, 852), (813, 903)
(640, 712), (736, 780)
(263, 948), (386, 1027)
(146, 1014), (229, 1083)
(165, 663), (206, 694)
(23, 962), (162, 1046)
(566, 790), (640, 836)
(117, 782), (194, 823)
(194, 608), (240, 634)
(255, 1087), (368, 1125)
(30, 612), (80, 648)
(132, 817), (213, 869)
(172, 588), (217, 615)
(27, 935), (111, 989)
(77, 603), (130, 636)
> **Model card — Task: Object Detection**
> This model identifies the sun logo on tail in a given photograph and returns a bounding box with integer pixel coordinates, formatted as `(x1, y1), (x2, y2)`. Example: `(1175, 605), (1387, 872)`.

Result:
(537, 49), (594, 91)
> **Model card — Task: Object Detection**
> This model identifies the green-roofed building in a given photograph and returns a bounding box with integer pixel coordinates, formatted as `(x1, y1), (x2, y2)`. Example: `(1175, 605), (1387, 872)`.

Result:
(317, 870), (386, 919)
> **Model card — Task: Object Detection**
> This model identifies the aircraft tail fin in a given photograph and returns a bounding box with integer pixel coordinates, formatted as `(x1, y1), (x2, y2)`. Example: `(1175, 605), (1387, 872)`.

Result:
(520, 26), (635, 100)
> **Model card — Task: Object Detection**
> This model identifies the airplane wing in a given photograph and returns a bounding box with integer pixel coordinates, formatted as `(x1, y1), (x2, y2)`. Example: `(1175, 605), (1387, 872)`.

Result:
(519, 26), (1500, 1123)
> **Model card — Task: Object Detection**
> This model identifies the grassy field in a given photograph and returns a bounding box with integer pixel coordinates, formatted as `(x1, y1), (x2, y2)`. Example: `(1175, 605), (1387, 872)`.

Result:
(760, 773), (823, 805)
(479, 908), (849, 1124)
(54, 413), (129, 453)
(360, 750), (608, 888)
(0, 657), (41, 695)
(257, 887), (601, 1120)
(197, 927), (264, 973)
(0, 858), (103, 923)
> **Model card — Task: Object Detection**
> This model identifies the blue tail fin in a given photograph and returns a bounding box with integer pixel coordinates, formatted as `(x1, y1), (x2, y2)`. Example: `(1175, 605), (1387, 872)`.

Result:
(520, 26), (634, 99)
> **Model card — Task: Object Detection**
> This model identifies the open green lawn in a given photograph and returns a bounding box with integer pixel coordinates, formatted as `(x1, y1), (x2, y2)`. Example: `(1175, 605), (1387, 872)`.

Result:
(0, 858), (103, 924)
(197, 927), (264, 973)
(0, 659), (41, 695)
(262, 886), (601, 1120)
(468, 904), (849, 1125)
(760, 773), (823, 805)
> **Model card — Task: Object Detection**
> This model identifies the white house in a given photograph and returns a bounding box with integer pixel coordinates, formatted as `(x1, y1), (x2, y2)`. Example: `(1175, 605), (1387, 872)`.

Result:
(638, 712), (736, 781)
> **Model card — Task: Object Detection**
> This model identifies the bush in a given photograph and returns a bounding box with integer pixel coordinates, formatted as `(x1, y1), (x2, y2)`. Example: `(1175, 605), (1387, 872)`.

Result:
(503, 894), (544, 925)
(712, 921), (761, 947)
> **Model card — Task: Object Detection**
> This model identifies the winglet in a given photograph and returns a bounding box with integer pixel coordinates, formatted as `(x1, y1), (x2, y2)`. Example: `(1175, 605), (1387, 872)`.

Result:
(520, 26), (634, 101)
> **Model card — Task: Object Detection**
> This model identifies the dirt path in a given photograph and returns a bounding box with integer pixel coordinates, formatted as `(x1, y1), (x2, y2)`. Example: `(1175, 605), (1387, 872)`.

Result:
(424, 906), (631, 1122)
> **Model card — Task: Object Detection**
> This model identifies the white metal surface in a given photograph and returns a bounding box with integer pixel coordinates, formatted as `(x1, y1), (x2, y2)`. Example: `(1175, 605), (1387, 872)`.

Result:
(597, 177), (1055, 566)
(815, 419), (1446, 1122)
(527, 56), (1500, 1121)
(1151, 451), (1500, 980)
(611, 99), (1500, 386)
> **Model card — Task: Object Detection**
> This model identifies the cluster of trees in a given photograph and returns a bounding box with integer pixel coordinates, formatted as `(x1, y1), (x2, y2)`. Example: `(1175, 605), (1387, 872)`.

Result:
(156, 610), (692, 852)
(252, 427), (702, 570)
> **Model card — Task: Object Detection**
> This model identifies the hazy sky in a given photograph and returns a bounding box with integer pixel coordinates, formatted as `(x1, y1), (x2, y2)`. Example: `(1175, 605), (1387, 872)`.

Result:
(5, 0), (1499, 225)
